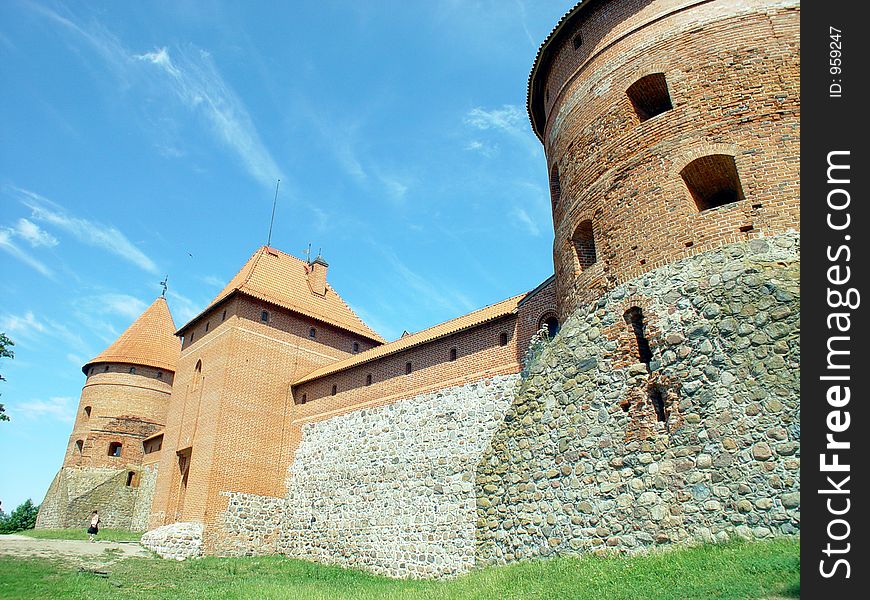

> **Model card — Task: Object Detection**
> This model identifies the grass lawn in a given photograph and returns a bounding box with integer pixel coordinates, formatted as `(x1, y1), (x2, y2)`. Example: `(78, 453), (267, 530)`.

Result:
(16, 529), (143, 542)
(0, 538), (799, 600)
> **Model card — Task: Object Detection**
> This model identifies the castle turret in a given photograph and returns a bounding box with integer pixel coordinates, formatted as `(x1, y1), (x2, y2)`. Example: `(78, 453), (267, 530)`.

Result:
(37, 297), (180, 530)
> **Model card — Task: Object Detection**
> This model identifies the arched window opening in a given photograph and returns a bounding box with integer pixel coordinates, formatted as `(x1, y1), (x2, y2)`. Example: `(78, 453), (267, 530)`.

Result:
(189, 331), (195, 344)
(331, 384), (337, 396)
(129, 367), (136, 375)
(626, 73), (673, 121)
(366, 373), (373, 386)
(352, 342), (360, 353)
(572, 220), (597, 270)
(449, 348), (457, 362)
(309, 327), (317, 339)
(624, 307), (653, 366)
(75, 439), (84, 454)
(681, 154), (745, 211)
(549, 164), (561, 210)
(84, 406), (91, 418)
(572, 33), (583, 50)
(108, 442), (122, 457)
(126, 471), (138, 487)
(405, 362), (413, 375)
(261, 310), (270, 323)
(157, 371), (163, 379)
(192, 360), (202, 392)
(540, 315), (560, 339)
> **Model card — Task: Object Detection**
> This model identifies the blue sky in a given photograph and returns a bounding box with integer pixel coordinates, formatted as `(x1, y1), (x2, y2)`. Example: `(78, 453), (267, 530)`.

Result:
(0, 1), (573, 511)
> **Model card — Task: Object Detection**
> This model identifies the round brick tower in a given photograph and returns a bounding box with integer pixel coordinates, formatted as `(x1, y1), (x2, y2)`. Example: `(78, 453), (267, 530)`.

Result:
(37, 296), (180, 530)
(528, 0), (800, 316)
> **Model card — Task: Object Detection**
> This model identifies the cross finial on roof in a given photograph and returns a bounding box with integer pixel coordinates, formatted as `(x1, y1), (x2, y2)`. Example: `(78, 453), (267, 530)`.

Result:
(303, 243), (312, 264)
(160, 276), (168, 297)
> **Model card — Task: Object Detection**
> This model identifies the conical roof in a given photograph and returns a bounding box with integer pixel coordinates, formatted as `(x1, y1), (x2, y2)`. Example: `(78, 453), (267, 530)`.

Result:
(82, 297), (180, 374)
(180, 246), (385, 343)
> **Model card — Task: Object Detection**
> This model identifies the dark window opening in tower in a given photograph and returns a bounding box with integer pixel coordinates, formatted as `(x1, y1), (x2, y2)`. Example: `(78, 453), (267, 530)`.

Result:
(499, 332), (509, 346)
(549, 165), (561, 209)
(193, 360), (202, 391)
(572, 220), (597, 270)
(84, 406), (91, 418)
(573, 32), (583, 50)
(129, 367), (136, 375)
(624, 307), (653, 366)
(108, 442), (122, 457)
(157, 371), (163, 379)
(261, 310), (269, 322)
(222, 309), (227, 321)
(300, 393), (307, 404)
(309, 327), (317, 338)
(648, 385), (668, 423)
(405, 362), (413, 375)
(126, 471), (137, 487)
(626, 73), (673, 121)
(75, 439), (83, 453)
(353, 342), (360, 353)
(366, 373), (373, 386)
(331, 384), (337, 396)
(449, 348), (457, 361)
(541, 315), (560, 339)
(681, 154), (745, 211)
(205, 321), (210, 332)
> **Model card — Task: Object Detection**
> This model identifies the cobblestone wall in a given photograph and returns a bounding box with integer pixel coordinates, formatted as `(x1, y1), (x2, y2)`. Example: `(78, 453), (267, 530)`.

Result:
(131, 464), (159, 531)
(140, 522), (204, 560)
(213, 492), (286, 556)
(276, 375), (519, 578)
(475, 234), (800, 564)
(35, 467), (139, 530)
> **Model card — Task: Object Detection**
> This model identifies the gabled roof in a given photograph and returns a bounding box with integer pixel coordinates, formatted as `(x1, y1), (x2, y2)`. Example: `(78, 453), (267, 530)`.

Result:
(293, 293), (525, 386)
(180, 246), (385, 344)
(83, 297), (180, 374)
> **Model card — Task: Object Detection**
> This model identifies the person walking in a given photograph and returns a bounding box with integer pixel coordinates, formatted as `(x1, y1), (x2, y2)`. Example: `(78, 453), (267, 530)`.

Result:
(87, 510), (100, 542)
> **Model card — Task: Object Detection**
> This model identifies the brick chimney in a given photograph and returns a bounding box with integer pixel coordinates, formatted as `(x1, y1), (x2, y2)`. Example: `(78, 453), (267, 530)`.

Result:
(307, 255), (328, 296)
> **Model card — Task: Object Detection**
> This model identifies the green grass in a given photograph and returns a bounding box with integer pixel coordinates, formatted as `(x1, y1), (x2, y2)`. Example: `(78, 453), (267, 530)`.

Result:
(15, 529), (143, 542)
(0, 538), (799, 600)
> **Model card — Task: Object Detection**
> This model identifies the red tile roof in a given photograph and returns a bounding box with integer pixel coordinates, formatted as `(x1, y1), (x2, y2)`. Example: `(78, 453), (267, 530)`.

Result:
(292, 293), (525, 385)
(83, 297), (180, 374)
(181, 246), (385, 343)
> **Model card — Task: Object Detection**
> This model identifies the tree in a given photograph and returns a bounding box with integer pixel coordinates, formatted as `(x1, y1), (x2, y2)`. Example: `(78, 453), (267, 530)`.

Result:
(0, 499), (40, 533)
(0, 332), (13, 422)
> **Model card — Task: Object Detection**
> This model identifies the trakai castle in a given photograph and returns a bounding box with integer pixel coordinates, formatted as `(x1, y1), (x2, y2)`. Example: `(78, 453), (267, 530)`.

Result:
(37, 0), (800, 579)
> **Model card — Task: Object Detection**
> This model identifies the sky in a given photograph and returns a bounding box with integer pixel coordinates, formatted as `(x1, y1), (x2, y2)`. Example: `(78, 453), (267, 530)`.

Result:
(0, 0), (575, 512)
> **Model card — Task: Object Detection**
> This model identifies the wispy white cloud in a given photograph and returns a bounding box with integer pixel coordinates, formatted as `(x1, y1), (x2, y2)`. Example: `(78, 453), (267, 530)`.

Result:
(136, 45), (282, 189)
(11, 396), (75, 423)
(8, 218), (59, 248)
(510, 207), (541, 237)
(85, 294), (148, 321)
(0, 230), (54, 278)
(0, 311), (46, 338)
(166, 290), (204, 325)
(464, 139), (499, 158)
(12, 187), (159, 273)
(464, 104), (540, 157)
(382, 250), (476, 316)
(198, 275), (226, 288)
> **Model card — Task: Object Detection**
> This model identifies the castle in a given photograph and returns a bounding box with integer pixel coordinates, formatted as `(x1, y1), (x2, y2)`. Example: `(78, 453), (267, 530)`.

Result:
(37, 0), (800, 579)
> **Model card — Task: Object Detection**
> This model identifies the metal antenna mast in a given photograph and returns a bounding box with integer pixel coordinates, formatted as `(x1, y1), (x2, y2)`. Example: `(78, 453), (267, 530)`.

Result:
(266, 178), (280, 247)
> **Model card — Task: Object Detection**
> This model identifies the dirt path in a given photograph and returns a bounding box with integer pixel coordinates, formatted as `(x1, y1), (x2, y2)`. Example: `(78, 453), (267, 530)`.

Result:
(0, 534), (150, 568)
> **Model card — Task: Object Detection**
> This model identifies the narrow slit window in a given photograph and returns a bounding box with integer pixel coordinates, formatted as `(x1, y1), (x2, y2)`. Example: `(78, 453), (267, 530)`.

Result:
(157, 371), (163, 379)
(499, 332), (509, 346)
(126, 471), (136, 487)
(681, 154), (745, 211)
(84, 406), (91, 418)
(366, 373), (373, 386)
(300, 393), (307, 404)
(626, 73), (672, 121)
(649, 385), (668, 422)
(572, 33), (583, 50)
(352, 342), (360, 353)
(205, 321), (210, 332)
(549, 165), (561, 210)
(222, 309), (227, 321)
(572, 220), (597, 270)
(331, 384), (337, 396)
(261, 310), (269, 323)
(405, 362), (412, 375)
(624, 307), (653, 366)
(309, 327), (317, 339)
(75, 439), (83, 453)
(449, 348), (457, 362)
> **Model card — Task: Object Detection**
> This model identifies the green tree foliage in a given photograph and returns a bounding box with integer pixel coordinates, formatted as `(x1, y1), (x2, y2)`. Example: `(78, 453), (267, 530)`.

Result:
(0, 332), (13, 422)
(0, 499), (40, 533)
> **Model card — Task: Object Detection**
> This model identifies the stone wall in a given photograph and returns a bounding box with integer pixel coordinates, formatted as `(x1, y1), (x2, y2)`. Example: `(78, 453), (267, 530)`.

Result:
(276, 375), (519, 578)
(141, 522), (204, 560)
(35, 467), (139, 530)
(212, 492), (286, 556)
(130, 463), (159, 531)
(475, 234), (800, 564)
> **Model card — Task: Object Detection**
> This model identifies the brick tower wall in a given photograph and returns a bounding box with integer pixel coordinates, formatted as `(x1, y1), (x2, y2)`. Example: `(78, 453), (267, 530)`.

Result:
(538, 0), (799, 315)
